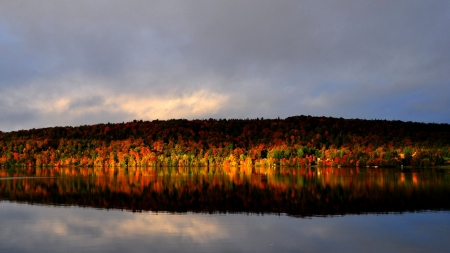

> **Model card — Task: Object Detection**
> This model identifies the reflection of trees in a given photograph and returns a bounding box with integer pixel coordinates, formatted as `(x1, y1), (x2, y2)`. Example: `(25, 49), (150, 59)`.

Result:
(1, 167), (449, 216)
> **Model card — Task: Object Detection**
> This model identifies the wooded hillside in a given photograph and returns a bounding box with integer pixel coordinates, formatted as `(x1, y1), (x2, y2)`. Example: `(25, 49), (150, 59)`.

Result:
(1, 116), (449, 168)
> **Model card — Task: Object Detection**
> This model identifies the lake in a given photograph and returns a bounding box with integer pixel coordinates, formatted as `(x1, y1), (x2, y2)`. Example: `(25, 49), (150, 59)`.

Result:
(1, 166), (449, 252)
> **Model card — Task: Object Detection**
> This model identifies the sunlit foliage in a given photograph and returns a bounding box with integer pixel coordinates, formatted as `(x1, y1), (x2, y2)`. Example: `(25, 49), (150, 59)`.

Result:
(1, 116), (449, 168)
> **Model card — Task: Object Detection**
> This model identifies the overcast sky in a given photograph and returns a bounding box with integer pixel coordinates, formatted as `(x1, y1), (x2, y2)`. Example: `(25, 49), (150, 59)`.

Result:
(1, 1), (449, 131)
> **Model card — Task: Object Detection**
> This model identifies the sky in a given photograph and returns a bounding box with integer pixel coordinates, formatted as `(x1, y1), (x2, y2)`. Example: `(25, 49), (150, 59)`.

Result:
(1, 1), (449, 131)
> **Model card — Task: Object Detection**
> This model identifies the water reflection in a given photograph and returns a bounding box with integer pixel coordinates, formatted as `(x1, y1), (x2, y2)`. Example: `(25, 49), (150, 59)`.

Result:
(1, 166), (450, 216)
(1, 202), (449, 253)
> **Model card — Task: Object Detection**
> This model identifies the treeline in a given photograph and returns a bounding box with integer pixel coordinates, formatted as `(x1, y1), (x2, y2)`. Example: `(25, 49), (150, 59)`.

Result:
(0, 116), (449, 168)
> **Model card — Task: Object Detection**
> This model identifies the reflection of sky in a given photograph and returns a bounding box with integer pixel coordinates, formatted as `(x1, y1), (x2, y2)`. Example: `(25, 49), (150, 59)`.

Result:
(1, 202), (449, 253)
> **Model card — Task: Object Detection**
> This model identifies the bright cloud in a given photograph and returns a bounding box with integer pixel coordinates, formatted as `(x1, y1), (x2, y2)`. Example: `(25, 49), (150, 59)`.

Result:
(113, 90), (228, 120)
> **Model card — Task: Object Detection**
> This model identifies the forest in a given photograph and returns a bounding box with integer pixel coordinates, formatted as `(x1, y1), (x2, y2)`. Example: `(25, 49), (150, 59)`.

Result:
(1, 116), (449, 168)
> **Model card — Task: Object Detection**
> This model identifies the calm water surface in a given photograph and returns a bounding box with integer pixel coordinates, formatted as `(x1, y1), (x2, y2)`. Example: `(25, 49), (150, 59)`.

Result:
(1, 166), (449, 252)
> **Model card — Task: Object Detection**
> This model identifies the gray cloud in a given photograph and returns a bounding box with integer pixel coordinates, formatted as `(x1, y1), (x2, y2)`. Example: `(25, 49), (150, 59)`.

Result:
(1, 0), (449, 131)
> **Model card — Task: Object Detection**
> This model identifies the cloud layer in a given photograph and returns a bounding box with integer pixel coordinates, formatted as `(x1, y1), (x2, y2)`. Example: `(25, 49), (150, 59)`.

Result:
(1, 1), (449, 131)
